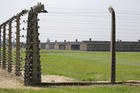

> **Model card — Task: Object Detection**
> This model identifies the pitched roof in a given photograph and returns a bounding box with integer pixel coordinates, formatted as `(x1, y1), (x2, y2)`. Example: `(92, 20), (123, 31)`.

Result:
(67, 42), (81, 45)
(82, 41), (110, 44)
(46, 42), (56, 45)
(56, 42), (67, 45)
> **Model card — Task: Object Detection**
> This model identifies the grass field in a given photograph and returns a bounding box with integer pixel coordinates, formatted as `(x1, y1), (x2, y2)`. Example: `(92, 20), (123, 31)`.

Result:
(0, 85), (140, 93)
(40, 49), (140, 81)
(1, 49), (140, 93)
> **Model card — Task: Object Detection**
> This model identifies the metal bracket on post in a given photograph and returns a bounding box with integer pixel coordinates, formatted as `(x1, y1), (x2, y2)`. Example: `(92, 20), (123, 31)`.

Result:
(109, 7), (116, 84)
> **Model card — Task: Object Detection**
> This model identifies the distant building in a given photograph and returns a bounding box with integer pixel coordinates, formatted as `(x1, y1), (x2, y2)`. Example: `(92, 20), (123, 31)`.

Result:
(54, 42), (66, 50)
(39, 43), (46, 49)
(66, 43), (80, 50)
(42, 38), (140, 51)
(80, 39), (110, 51)
(80, 39), (140, 51)
(116, 41), (140, 51)
(65, 39), (80, 50)
(46, 42), (55, 49)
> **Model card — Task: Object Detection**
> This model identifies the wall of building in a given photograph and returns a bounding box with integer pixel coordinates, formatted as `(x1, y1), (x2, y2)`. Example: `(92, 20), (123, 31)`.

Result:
(59, 45), (66, 50)
(87, 44), (110, 51)
(45, 43), (55, 49)
(66, 43), (71, 50)
(80, 41), (140, 51)
(80, 42), (87, 51)
(54, 43), (59, 49)
(39, 43), (46, 49)
(71, 45), (80, 50)
(46, 44), (49, 49)
(116, 42), (140, 51)
(66, 42), (80, 50)
(49, 44), (55, 49)
(46, 41), (140, 51)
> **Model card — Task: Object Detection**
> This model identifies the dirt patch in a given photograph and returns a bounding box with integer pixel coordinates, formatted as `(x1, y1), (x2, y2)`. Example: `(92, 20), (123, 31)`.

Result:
(1, 68), (140, 89)
(0, 69), (24, 89)
(0, 68), (77, 89)
(42, 75), (77, 83)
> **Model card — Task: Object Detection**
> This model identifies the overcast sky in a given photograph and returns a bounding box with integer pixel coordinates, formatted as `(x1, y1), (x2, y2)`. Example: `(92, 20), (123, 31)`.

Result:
(0, 0), (140, 42)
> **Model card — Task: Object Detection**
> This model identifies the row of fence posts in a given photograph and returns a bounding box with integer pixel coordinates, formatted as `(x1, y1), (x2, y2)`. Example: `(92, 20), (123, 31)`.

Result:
(0, 5), (116, 86)
(0, 3), (45, 86)
(0, 10), (28, 72)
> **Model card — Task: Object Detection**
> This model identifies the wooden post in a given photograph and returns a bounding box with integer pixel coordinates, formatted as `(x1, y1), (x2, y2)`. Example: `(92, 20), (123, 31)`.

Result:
(15, 15), (21, 76)
(2, 24), (6, 69)
(0, 26), (1, 67)
(24, 3), (45, 86)
(8, 20), (12, 72)
(32, 13), (41, 85)
(15, 10), (28, 76)
(109, 7), (116, 84)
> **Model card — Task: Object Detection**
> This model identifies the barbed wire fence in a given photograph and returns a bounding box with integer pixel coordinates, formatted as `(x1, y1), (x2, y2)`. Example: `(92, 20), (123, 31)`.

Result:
(0, 3), (46, 86)
(38, 7), (140, 84)
(0, 3), (140, 87)
(0, 10), (28, 77)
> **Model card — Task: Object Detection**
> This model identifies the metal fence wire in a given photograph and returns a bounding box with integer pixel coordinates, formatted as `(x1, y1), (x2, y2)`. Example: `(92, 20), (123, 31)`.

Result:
(0, 4), (140, 87)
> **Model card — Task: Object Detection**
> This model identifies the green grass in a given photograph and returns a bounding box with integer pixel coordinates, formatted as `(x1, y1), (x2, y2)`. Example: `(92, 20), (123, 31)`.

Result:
(40, 49), (140, 81)
(0, 85), (140, 93)
(1, 49), (140, 93)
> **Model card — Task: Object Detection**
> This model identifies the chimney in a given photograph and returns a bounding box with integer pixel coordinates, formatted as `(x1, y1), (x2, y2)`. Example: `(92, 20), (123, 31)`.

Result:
(64, 40), (66, 43)
(89, 38), (92, 42)
(75, 39), (78, 42)
(55, 40), (57, 43)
